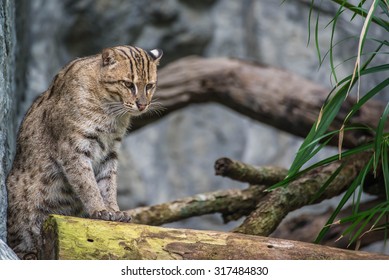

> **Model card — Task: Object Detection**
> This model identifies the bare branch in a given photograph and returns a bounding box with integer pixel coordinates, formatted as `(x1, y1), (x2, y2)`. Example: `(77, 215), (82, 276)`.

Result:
(125, 185), (267, 225)
(214, 157), (288, 185)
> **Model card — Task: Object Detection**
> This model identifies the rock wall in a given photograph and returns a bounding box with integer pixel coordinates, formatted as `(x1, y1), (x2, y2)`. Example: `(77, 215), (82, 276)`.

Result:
(0, 0), (30, 259)
(0, 0), (17, 243)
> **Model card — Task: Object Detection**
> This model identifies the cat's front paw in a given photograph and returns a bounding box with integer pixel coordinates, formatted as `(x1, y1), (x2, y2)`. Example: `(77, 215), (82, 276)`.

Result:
(91, 210), (132, 223)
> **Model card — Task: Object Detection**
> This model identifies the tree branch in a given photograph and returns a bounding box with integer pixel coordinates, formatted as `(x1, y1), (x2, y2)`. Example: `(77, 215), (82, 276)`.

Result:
(124, 152), (380, 240)
(125, 185), (267, 225)
(233, 152), (372, 236)
(214, 157), (288, 185)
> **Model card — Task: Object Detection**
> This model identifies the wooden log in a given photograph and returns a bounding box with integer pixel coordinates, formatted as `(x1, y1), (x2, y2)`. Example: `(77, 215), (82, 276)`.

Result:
(130, 57), (387, 148)
(41, 215), (389, 260)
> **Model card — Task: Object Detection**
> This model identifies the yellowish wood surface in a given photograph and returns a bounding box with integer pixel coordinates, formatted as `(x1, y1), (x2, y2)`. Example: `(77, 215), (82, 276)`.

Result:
(41, 215), (389, 260)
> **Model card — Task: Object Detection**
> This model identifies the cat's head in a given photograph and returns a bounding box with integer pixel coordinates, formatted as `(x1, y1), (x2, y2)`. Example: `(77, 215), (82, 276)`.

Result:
(99, 45), (163, 116)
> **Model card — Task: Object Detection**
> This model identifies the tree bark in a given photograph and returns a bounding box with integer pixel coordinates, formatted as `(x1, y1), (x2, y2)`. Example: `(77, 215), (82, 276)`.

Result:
(130, 57), (386, 148)
(41, 215), (389, 260)
(214, 157), (288, 185)
(125, 185), (267, 225)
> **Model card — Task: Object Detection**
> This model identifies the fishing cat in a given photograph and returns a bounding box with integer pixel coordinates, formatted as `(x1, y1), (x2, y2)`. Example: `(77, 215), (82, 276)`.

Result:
(6, 45), (163, 259)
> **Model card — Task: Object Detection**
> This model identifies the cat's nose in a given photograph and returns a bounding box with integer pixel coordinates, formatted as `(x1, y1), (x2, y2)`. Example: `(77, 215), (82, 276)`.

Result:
(136, 102), (147, 111)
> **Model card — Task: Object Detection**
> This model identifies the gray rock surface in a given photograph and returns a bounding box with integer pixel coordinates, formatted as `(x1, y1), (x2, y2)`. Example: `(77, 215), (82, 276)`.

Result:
(0, 0), (21, 258)
(0, 0), (17, 243)
(0, 239), (18, 260)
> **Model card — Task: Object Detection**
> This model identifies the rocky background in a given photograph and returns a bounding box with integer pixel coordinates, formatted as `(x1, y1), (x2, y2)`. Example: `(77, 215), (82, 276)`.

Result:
(0, 0), (29, 258)
(0, 0), (16, 244)
(1, 0), (388, 257)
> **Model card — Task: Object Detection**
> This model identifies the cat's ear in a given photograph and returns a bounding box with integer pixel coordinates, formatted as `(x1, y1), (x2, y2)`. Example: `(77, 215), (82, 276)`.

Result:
(102, 48), (117, 67)
(148, 49), (163, 65)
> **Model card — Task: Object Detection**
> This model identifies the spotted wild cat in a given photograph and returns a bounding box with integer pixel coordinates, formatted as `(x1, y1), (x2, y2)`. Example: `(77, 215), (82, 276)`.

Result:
(6, 45), (163, 259)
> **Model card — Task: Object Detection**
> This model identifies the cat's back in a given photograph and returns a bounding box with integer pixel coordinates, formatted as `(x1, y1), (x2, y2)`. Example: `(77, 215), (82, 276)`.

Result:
(19, 55), (102, 140)
(8, 55), (103, 182)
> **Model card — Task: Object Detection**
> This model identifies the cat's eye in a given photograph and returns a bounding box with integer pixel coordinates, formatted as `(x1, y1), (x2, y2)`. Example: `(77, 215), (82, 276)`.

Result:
(146, 83), (155, 91)
(123, 81), (136, 92)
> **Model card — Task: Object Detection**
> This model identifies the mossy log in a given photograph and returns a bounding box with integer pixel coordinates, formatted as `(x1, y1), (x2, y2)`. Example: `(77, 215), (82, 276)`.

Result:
(41, 215), (389, 260)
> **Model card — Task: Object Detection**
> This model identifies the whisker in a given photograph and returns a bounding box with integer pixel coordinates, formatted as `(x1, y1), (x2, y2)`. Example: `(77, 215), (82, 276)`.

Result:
(148, 102), (166, 115)
(141, 102), (166, 118)
(103, 103), (128, 117)
(148, 101), (165, 111)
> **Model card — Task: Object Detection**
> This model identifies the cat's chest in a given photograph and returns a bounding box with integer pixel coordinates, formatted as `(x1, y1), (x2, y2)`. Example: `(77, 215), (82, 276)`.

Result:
(73, 123), (124, 172)
(72, 113), (128, 171)
(88, 132), (122, 166)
